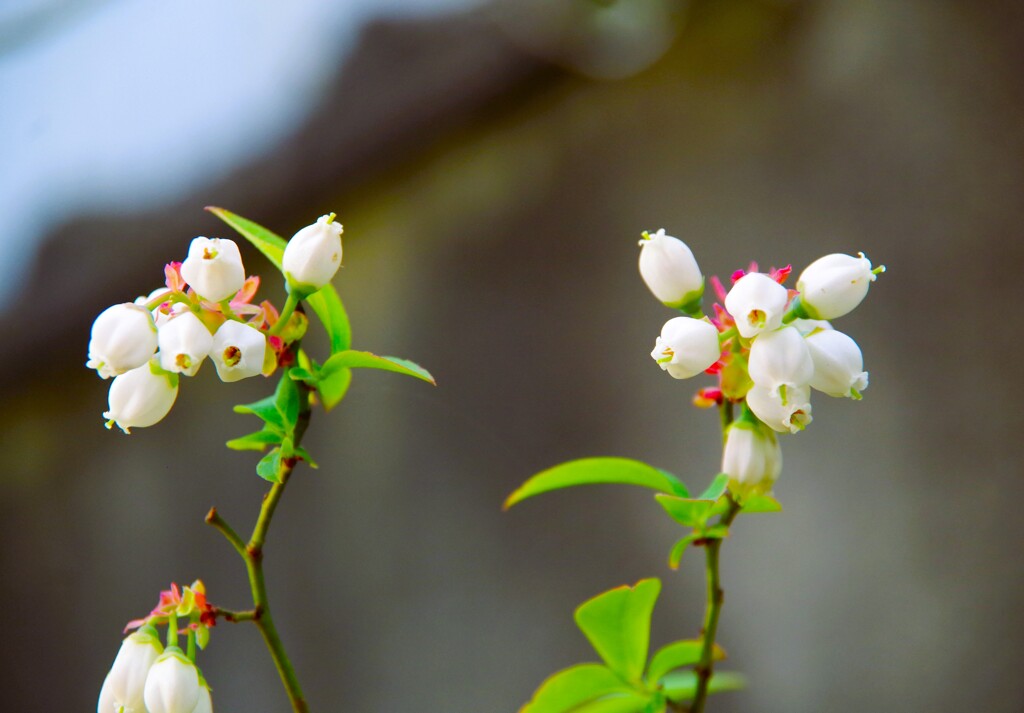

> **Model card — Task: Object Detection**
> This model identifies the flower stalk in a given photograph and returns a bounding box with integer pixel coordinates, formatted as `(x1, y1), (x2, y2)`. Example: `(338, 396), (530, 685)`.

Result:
(206, 371), (313, 713)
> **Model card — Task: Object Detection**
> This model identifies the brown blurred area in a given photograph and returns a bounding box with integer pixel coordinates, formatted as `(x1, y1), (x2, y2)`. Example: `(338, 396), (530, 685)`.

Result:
(3, 0), (1024, 711)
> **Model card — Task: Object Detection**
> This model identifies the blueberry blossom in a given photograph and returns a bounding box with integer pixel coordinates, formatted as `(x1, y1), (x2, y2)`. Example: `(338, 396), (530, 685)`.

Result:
(282, 214), (343, 295)
(180, 237), (246, 303)
(796, 252), (883, 320)
(210, 320), (267, 382)
(87, 303), (159, 379)
(805, 328), (868, 399)
(158, 311), (214, 377)
(98, 625), (163, 713)
(722, 417), (782, 499)
(637, 229), (704, 311)
(104, 362), (179, 433)
(651, 316), (721, 379)
(745, 382), (813, 433)
(747, 326), (814, 392)
(143, 648), (201, 713)
(724, 272), (789, 339)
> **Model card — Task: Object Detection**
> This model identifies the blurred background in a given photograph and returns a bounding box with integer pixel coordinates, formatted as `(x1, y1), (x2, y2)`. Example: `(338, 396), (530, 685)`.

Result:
(3, 0), (1023, 710)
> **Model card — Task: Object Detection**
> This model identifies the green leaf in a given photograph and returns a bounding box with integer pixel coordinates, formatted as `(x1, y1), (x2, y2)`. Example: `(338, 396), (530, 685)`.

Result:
(207, 207), (352, 354)
(318, 367), (352, 412)
(701, 525), (730, 540)
(740, 494), (782, 513)
(699, 473), (730, 501)
(225, 430), (282, 452)
(520, 664), (636, 713)
(306, 283), (352, 354)
(234, 394), (286, 432)
(287, 367), (316, 383)
(660, 671), (746, 702)
(275, 371), (300, 432)
(570, 696), (651, 713)
(574, 579), (661, 683)
(653, 496), (714, 528)
(320, 350), (435, 385)
(206, 206), (286, 266)
(667, 534), (700, 570)
(505, 458), (689, 510)
(295, 446), (318, 469)
(647, 641), (726, 684)
(255, 448), (283, 483)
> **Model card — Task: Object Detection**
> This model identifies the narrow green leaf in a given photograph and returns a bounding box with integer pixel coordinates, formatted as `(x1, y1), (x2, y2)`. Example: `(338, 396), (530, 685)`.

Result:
(234, 394), (286, 431)
(207, 207), (352, 354)
(287, 367), (316, 383)
(647, 641), (726, 685)
(653, 496), (714, 528)
(255, 448), (283, 483)
(668, 534), (700, 570)
(570, 695), (651, 713)
(520, 664), (635, 713)
(295, 446), (318, 469)
(206, 206), (286, 267)
(275, 372), (300, 432)
(574, 579), (661, 683)
(225, 430), (282, 452)
(505, 458), (689, 510)
(740, 494), (782, 513)
(661, 671), (746, 702)
(699, 473), (730, 501)
(306, 284), (352, 354)
(320, 350), (435, 385)
(701, 524), (730, 540)
(318, 367), (352, 411)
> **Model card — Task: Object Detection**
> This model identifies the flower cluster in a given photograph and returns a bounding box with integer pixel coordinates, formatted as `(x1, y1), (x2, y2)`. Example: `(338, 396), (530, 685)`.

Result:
(98, 582), (216, 713)
(639, 230), (883, 498)
(86, 216), (343, 433)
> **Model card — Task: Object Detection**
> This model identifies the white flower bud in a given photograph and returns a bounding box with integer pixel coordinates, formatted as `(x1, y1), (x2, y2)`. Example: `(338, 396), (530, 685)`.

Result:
(650, 316), (721, 379)
(745, 382), (813, 433)
(748, 325), (814, 392)
(722, 419), (782, 499)
(211, 320), (267, 382)
(180, 237), (245, 303)
(282, 214), (343, 294)
(724, 273), (788, 339)
(100, 627), (163, 713)
(143, 649), (201, 713)
(796, 252), (881, 320)
(87, 303), (159, 379)
(104, 363), (179, 433)
(637, 229), (703, 309)
(158, 311), (214, 377)
(805, 328), (868, 399)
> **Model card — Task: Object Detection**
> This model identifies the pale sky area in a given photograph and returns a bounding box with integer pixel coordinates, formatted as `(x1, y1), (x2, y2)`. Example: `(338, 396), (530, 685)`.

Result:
(0, 0), (483, 302)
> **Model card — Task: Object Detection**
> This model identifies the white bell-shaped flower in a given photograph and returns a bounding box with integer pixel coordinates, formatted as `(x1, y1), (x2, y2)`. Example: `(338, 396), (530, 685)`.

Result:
(637, 229), (704, 310)
(99, 627), (163, 713)
(104, 363), (179, 433)
(211, 320), (267, 382)
(143, 648), (201, 713)
(180, 237), (246, 303)
(789, 318), (832, 336)
(722, 419), (782, 499)
(745, 382), (813, 433)
(158, 311), (214, 377)
(193, 684), (213, 713)
(805, 328), (868, 398)
(747, 326), (814, 390)
(282, 214), (343, 294)
(87, 303), (159, 379)
(650, 316), (721, 379)
(796, 252), (881, 320)
(724, 273), (789, 339)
